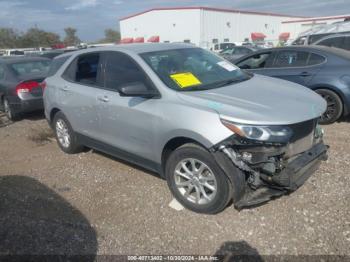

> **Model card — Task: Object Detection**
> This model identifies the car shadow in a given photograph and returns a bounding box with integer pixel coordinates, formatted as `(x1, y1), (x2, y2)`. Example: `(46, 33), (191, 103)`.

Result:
(0, 175), (97, 259)
(340, 115), (350, 123)
(0, 110), (45, 127)
(21, 110), (46, 121)
(214, 241), (263, 261)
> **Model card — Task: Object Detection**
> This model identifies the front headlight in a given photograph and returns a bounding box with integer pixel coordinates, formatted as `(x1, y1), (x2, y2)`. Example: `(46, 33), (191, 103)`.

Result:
(221, 119), (293, 143)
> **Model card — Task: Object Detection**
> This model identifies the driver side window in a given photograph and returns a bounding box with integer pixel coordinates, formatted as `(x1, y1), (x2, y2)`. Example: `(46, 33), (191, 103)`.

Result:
(104, 52), (152, 91)
(236, 53), (272, 69)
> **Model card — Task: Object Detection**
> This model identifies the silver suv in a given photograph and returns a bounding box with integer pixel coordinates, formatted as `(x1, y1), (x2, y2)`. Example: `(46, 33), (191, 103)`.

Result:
(44, 43), (328, 214)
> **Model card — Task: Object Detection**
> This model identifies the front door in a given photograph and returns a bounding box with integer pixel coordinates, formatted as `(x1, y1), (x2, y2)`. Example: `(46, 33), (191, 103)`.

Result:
(96, 51), (159, 161)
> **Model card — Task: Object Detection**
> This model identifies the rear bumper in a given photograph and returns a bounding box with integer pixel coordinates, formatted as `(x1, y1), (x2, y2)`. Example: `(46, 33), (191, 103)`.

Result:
(9, 97), (44, 114)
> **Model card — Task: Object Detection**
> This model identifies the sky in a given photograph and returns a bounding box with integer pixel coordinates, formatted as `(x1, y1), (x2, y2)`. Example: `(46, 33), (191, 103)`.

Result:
(0, 0), (349, 42)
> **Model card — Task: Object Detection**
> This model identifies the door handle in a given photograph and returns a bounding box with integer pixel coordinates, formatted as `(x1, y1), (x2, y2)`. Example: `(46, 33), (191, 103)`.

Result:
(299, 72), (311, 77)
(97, 96), (109, 102)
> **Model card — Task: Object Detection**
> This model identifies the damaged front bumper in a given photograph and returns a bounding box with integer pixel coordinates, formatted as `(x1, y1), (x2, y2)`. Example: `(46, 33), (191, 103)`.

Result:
(211, 122), (329, 209)
(235, 142), (327, 209)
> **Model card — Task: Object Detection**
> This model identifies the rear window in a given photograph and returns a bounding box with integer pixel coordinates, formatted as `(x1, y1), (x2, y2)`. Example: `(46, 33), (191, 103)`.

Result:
(9, 50), (24, 56)
(273, 51), (309, 67)
(318, 36), (345, 49)
(308, 53), (326, 66)
(11, 61), (50, 76)
(48, 56), (71, 77)
(62, 52), (103, 87)
(344, 36), (350, 50)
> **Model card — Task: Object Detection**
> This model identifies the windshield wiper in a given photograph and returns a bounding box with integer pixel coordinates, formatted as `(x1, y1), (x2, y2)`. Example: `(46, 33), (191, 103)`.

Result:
(178, 76), (250, 92)
(213, 78), (243, 88)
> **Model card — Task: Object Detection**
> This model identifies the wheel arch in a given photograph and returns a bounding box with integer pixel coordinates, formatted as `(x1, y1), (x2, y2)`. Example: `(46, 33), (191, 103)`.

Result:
(0, 94), (4, 111)
(160, 136), (209, 177)
(161, 135), (246, 205)
(49, 108), (61, 124)
(310, 85), (347, 116)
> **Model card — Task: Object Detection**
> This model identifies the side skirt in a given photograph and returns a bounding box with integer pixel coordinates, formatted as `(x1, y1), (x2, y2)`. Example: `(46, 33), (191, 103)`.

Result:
(76, 133), (162, 175)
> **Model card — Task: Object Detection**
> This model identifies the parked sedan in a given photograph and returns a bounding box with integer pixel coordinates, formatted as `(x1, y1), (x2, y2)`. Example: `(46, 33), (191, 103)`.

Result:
(234, 46), (350, 124)
(44, 43), (327, 214)
(219, 46), (259, 62)
(0, 57), (50, 120)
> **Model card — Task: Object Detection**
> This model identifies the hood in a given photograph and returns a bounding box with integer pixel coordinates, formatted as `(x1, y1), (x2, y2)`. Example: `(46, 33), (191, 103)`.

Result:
(177, 74), (326, 125)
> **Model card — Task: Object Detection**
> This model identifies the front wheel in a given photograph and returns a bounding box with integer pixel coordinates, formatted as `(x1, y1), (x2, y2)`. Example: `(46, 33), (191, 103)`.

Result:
(315, 89), (343, 124)
(165, 143), (233, 214)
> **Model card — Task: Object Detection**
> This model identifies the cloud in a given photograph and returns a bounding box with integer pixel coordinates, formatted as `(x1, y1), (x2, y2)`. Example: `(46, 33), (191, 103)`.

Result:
(65, 0), (99, 10)
(0, 0), (349, 41)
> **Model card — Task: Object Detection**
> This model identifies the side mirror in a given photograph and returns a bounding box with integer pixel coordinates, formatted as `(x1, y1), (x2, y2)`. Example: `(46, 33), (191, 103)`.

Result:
(119, 82), (159, 98)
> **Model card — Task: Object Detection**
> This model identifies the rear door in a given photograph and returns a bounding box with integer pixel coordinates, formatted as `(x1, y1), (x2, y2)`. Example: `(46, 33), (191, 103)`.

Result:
(262, 50), (325, 86)
(59, 52), (102, 139)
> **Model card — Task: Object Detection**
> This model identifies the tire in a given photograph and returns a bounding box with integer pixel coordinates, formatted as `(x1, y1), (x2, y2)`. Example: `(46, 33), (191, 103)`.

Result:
(3, 98), (19, 121)
(53, 111), (83, 154)
(165, 143), (234, 214)
(315, 89), (343, 125)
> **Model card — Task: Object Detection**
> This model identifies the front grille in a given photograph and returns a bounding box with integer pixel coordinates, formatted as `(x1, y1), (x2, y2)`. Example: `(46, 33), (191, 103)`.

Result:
(284, 119), (318, 158)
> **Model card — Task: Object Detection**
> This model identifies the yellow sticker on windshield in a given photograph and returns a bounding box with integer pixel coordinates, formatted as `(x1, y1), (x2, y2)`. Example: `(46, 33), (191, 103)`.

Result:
(170, 72), (202, 88)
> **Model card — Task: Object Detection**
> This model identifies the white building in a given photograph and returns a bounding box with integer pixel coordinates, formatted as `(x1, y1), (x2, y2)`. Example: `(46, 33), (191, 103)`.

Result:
(120, 7), (304, 48)
(281, 14), (350, 40)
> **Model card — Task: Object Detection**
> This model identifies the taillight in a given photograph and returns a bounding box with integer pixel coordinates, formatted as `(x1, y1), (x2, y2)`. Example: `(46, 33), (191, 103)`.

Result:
(40, 81), (47, 90)
(15, 81), (45, 95)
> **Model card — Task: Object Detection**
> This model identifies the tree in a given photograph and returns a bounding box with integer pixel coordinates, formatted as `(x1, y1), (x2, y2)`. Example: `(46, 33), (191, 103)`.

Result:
(19, 28), (61, 48)
(63, 27), (80, 46)
(0, 28), (19, 48)
(103, 28), (121, 43)
(0, 27), (61, 48)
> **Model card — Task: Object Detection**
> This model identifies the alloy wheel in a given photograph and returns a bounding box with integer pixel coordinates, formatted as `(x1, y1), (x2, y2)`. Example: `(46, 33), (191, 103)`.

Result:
(56, 119), (71, 148)
(319, 92), (338, 123)
(174, 158), (217, 205)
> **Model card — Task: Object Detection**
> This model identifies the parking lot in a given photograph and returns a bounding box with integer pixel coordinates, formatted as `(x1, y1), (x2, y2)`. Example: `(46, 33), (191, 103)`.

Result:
(0, 113), (349, 257)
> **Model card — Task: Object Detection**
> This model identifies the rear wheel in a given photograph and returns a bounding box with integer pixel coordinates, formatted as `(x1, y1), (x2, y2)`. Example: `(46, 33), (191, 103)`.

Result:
(53, 111), (83, 154)
(165, 143), (233, 214)
(315, 89), (343, 124)
(3, 98), (19, 121)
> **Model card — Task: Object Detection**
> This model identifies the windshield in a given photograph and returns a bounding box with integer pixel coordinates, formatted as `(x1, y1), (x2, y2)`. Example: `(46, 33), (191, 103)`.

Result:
(220, 48), (233, 55)
(141, 48), (250, 91)
(11, 60), (50, 76)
